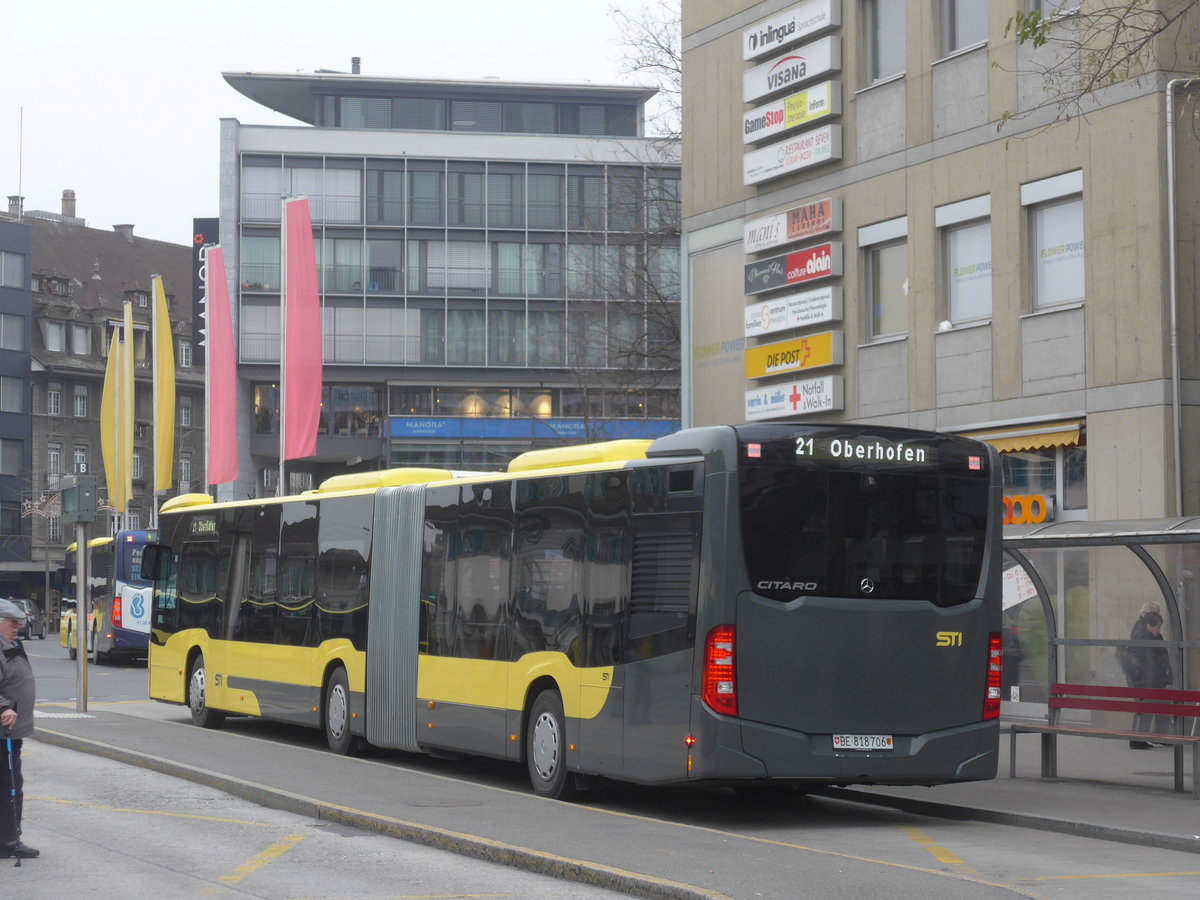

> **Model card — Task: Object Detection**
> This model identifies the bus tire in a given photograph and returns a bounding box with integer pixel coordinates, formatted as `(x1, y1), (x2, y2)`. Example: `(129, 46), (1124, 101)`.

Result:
(323, 667), (356, 755)
(67, 625), (76, 660)
(91, 631), (106, 666)
(526, 690), (577, 801)
(188, 653), (226, 729)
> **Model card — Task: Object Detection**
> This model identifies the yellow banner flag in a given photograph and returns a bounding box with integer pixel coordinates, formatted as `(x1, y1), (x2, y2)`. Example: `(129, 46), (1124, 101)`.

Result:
(152, 276), (175, 493)
(100, 331), (126, 512)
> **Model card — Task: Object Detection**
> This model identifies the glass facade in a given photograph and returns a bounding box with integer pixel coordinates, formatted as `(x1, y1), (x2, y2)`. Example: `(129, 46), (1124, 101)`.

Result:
(238, 157), (681, 373)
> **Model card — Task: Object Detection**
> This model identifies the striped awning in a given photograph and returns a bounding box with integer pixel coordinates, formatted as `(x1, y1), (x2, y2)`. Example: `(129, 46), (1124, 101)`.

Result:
(959, 419), (1083, 453)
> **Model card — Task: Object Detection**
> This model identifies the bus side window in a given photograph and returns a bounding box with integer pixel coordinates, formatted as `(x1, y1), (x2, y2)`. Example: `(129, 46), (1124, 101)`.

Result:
(239, 505), (281, 643)
(316, 494), (373, 648)
(278, 501), (318, 647)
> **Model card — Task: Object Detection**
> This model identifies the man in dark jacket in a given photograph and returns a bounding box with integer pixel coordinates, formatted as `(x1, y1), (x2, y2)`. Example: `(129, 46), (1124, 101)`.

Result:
(1119, 603), (1173, 749)
(0, 598), (39, 859)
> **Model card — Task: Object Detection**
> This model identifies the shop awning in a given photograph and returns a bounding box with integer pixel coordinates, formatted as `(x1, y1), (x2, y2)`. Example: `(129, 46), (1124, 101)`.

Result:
(959, 419), (1083, 453)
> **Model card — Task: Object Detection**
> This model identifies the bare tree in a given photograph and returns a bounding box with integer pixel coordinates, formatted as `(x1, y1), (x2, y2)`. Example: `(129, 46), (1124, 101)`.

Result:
(612, 1), (682, 140)
(1005, 1), (1200, 128)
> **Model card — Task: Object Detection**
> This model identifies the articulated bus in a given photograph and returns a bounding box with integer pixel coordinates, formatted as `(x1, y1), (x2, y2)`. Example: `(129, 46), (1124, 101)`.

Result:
(144, 424), (1003, 799)
(61, 530), (156, 663)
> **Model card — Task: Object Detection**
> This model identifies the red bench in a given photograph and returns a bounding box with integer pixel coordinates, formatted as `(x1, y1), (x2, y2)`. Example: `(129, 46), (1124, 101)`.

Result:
(1008, 682), (1200, 799)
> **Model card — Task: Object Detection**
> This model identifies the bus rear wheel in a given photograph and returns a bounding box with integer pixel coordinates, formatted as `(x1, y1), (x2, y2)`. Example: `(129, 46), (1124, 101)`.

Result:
(526, 690), (577, 801)
(323, 667), (358, 755)
(188, 653), (226, 729)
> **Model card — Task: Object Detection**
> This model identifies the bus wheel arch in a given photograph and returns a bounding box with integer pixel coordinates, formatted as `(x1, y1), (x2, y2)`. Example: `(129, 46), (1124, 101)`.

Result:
(525, 685), (577, 801)
(187, 651), (226, 729)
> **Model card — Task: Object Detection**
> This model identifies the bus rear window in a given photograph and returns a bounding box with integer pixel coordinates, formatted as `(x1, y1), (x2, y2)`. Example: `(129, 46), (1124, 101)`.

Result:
(739, 466), (988, 606)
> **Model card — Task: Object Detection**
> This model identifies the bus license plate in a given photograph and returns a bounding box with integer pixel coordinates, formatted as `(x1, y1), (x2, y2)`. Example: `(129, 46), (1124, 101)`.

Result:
(832, 734), (893, 751)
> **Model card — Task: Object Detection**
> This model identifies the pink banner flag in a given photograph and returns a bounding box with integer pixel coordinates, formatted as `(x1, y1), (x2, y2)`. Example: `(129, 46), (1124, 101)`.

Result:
(206, 247), (239, 485)
(284, 197), (322, 461)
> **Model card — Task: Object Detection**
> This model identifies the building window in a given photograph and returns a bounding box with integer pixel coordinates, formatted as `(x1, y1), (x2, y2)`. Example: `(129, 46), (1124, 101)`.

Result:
(1030, 0), (1078, 14)
(46, 383), (61, 416)
(937, 195), (992, 324)
(44, 321), (66, 352)
(136, 292), (149, 308)
(241, 235), (281, 291)
(0, 376), (22, 413)
(48, 515), (61, 545)
(0, 439), (20, 475)
(71, 323), (90, 355)
(178, 340), (192, 368)
(943, 0), (987, 54)
(73, 445), (88, 475)
(47, 443), (61, 477)
(179, 395), (192, 427)
(0, 502), (19, 537)
(127, 512), (141, 531)
(74, 384), (88, 418)
(859, 216), (909, 338)
(0, 251), (24, 288)
(1022, 170), (1084, 309)
(865, 0), (906, 82)
(0, 313), (23, 351)
(132, 447), (143, 480)
(179, 454), (192, 491)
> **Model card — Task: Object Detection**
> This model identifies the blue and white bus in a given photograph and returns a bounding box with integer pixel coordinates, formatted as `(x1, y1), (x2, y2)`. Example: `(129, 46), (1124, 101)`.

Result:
(61, 530), (156, 663)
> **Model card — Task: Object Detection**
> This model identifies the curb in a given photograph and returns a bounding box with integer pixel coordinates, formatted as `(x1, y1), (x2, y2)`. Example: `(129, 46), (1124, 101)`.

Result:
(817, 787), (1200, 856)
(33, 727), (730, 900)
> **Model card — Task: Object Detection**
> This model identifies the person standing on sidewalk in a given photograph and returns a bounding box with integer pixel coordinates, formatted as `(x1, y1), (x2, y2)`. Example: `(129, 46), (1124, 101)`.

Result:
(0, 598), (39, 860)
(1118, 601), (1173, 749)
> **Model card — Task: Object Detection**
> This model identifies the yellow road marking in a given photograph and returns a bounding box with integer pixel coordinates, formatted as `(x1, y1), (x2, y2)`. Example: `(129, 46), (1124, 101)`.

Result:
(27, 794), (272, 826)
(1022, 870), (1200, 882)
(897, 825), (977, 875)
(219, 831), (307, 884)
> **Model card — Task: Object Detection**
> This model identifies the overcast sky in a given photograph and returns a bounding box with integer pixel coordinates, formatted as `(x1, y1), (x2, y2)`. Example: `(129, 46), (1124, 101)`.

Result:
(1, 0), (649, 246)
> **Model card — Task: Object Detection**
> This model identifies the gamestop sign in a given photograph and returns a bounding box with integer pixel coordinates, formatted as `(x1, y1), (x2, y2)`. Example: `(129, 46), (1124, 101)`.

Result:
(743, 81), (842, 144)
(744, 124), (842, 186)
(745, 242), (843, 296)
(744, 35), (841, 103)
(743, 0), (841, 61)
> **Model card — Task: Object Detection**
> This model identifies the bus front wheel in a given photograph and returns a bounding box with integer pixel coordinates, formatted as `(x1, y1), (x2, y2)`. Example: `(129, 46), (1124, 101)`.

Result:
(323, 667), (356, 755)
(188, 654), (226, 729)
(525, 690), (577, 801)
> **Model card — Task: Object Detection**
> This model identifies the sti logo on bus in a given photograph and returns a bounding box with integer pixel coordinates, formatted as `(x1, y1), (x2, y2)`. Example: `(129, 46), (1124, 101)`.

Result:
(936, 631), (964, 647)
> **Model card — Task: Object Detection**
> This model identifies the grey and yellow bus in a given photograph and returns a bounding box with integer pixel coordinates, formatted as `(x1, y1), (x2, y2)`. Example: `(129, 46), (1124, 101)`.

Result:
(144, 423), (1003, 799)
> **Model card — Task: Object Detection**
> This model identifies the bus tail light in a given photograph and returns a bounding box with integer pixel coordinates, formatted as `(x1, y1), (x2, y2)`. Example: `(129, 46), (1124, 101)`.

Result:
(112, 595), (122, 629)
(983, 632), (1002, 720)
(702, 625), (737, 716)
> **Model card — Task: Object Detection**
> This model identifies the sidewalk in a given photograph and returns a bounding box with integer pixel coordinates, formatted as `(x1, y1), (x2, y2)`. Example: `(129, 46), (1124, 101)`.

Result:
(27, 704), (1200, 899)
(827, 726), (1199, 854)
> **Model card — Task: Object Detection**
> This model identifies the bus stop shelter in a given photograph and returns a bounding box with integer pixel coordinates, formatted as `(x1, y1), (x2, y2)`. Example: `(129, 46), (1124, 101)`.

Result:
(1002, 518), (1200, 729)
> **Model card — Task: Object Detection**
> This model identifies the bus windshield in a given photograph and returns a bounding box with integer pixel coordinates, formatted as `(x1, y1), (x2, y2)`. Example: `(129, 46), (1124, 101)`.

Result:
(738, 428), (990, 606)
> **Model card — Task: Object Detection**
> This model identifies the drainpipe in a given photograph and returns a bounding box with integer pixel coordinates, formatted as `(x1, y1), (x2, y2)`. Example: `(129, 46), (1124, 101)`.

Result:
(1166, 78), (1190, 515)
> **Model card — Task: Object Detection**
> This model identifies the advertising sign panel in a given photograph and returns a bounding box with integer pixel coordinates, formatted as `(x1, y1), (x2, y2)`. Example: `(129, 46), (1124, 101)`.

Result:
(743, 35), (841, 104)
(745, 375), (844, 419)
(743, 124), (842, 186)
(744, 198), (842, 254)
(743, 0), (841, 61)
(744, 241), (843, 296)
(744, 330), (844, 379)
(743, 81), (841, 144)
(744, 286), (843, 337)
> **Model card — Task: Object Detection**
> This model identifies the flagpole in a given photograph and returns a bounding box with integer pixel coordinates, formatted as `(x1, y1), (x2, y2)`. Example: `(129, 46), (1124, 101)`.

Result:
(201, 248), (211, 494)
(278, 196), (287, 498)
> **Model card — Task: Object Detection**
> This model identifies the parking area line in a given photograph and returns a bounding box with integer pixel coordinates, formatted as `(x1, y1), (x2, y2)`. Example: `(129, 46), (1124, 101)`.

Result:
(896, 826), (978, 876)
(219, 831), (308, 884)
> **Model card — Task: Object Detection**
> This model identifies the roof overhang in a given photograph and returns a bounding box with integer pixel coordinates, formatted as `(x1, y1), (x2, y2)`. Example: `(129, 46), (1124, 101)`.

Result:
(223, 71), (659, 125)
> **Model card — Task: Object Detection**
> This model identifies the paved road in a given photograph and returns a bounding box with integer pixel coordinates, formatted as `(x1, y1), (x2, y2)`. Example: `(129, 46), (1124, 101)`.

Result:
(11, 740), (632, 899)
